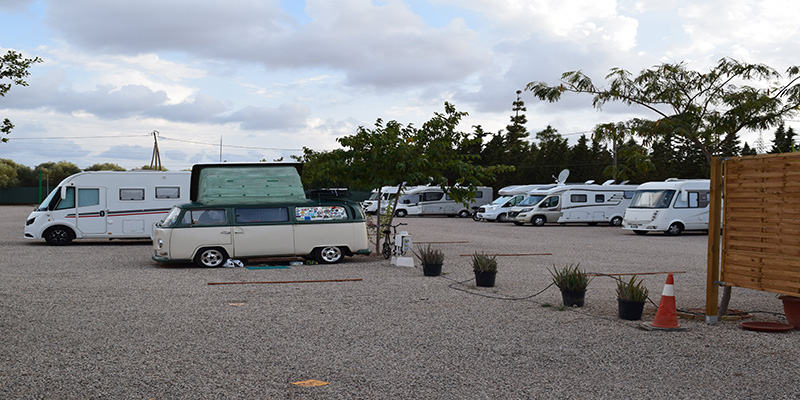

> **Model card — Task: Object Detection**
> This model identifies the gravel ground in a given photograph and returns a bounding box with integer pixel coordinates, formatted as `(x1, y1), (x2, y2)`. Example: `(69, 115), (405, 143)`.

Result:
(1, 205), (798, 399)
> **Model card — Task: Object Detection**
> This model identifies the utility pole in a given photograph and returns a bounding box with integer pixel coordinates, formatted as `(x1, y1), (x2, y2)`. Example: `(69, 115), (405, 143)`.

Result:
(149, 130), (162, 170)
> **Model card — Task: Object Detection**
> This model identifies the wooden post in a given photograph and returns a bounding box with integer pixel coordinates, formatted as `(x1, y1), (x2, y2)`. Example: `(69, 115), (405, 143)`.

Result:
(705, 156), (723, 325)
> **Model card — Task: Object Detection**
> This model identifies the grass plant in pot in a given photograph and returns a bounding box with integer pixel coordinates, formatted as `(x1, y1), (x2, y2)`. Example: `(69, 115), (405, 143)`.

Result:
(472, 252), (498, 287)
(413, 244), (445, 277)
(616, 275), (649, 320)
(549, 263), (591, 307)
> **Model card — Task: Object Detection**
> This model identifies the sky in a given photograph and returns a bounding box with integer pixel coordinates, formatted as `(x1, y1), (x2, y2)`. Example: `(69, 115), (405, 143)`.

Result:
(1, 0), (799, 170)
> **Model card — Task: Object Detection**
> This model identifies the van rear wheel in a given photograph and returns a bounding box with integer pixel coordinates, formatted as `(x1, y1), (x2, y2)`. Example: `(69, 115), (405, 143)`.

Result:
(195, 247), (229, 268)
(44, 226), (74, 245)
(315, 246), (344, 264)
(610, 216), (623, 226)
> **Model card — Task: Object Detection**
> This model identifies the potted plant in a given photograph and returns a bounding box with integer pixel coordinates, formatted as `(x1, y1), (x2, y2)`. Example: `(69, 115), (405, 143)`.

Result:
(472, 252), (498, 287)
(413, 244), (445, 276)
(616, 275), (649, 320)
(549, 263), (591, 307)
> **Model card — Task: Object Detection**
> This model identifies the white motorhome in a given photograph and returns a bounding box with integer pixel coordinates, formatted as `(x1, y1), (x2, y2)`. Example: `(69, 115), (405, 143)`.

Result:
(512, 182), (639, 226)
(24, 171), (191, 245)
(475, 184), (546, 222)
(388, 186), (493, 217)
(361, 185), (421, 214)
(622, 179), (711, 235)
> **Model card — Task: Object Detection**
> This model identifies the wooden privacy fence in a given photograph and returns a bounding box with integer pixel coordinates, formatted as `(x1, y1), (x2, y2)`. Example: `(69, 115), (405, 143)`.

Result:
(712, 152), (800, 301)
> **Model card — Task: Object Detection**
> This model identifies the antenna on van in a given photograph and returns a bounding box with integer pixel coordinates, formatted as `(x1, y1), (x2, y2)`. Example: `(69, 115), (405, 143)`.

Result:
(149, 130), (163, 171)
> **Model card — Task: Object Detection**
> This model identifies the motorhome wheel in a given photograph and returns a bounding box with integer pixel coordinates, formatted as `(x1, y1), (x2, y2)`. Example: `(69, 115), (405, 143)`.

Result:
(458, 210), (470, 218)
(195, 247), (229, 268)
(610, 216), (623, 226)
(532, 216), (546, 226)
(665, 222), (684, 236)
(315, 246), (344, 264)
(44, 226), (74, 245)
(395, 209), (408, 217)
(496, 213), (508, 222)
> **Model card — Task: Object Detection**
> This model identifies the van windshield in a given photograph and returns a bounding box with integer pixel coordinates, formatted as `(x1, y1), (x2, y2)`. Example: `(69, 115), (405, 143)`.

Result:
(36, 188), (59, 211)
(629, 190), (676, 209)
(160, 206), (183, 227)
(519, 195), (546, 206)
(491, 196), (511, 205)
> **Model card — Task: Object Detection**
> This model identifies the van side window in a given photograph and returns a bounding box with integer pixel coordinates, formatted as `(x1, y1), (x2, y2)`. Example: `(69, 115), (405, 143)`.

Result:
(55, 187), (76, 210)
(571, 194), (587, 203)
(156, 187), (181, 199)
(595, 194), (604, 203)
(542, 196), (559, 208)
(423, 192), (444, 202)
(78, 188), (100, 207)
(120, 188), (145, 201)
(192, 209), (227, 225)
(235, 207), (289, 223)
(623, 191), (635, 199)
(674, 191), (709, 209)
(296, 206), (349, 221)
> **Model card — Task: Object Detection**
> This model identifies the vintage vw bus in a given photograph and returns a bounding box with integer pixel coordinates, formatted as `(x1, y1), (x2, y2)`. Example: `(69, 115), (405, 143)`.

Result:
(152, 163), (370, 267)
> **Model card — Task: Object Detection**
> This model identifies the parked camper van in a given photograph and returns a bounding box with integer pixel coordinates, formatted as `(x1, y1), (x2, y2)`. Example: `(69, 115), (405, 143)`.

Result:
(361, 185), (421, 214)
(24, 171), (190, 245)
(622, 179), (710, 235)
(152, 163), (370, 267)
(512, 182), (639, 226)
(476, 185), (548, 222)
(388, 186), (493, 217)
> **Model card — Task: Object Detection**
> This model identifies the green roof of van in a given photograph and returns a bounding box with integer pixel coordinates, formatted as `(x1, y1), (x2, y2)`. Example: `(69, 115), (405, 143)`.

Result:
(190, 163), (305, 205)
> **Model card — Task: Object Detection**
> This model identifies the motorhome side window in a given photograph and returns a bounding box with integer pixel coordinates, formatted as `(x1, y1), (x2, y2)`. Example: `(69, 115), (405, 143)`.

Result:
(423, 192), (444, 202)
(183, 209), (227, 225)
(595, 194), (604, 203)
(120, 188), (145, 201)
(78, 188), (100, 207)
(571, 194), (588, 203)
(235, 207), (289, 223)
(155, 186), (181, 199)
(623, 191), (635, 199)
(542, 196), (559, 208)
(295, 206), (349, 221)
(55, 187), (75, 210)
(673, 191), (710, 209)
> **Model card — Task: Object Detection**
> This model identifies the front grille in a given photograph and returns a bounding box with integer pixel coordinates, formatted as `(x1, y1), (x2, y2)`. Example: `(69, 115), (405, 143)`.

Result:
(507, 212), (518, 218)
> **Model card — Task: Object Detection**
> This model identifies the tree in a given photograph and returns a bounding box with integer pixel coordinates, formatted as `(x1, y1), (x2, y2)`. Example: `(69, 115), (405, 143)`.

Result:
(769, 123), (797, 153)
(299, 102), (512, 252)
(527, 58), (800, 165)
(1, 50), (42, 142)
(85, 162), (126, 171)
(140, 165), (168, 171)
(34, 161), (81, 186)
(0, 159), (18, 188)
(741, 142), (757, 156)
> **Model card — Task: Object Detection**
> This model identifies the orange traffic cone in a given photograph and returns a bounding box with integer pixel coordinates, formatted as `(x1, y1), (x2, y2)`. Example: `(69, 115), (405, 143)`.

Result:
(640, 273), (688, 331)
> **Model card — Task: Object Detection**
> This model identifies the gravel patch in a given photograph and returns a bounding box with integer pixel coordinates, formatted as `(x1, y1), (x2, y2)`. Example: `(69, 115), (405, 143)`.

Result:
(1, 206), (797, 399)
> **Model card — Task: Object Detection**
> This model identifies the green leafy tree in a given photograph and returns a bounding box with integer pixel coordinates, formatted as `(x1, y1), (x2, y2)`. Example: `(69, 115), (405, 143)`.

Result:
(0, 159), (18, 188)
(531, 125), (570, 182)
(85, 162), (127, 171)
(1, 50), (42, 142)
(34, 161), (81, 186)
(527, 58), (800, 166)
(140, 165), (168, 171)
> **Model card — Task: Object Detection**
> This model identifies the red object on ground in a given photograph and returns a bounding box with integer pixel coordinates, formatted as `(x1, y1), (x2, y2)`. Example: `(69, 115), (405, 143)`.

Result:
(650, 273), (680, 329)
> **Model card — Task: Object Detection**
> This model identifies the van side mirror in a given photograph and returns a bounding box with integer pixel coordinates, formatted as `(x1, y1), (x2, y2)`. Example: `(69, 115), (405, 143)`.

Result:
(680, 191), (688, 202)
(403, 199), (410, 204)
(60, 186), (67, 200)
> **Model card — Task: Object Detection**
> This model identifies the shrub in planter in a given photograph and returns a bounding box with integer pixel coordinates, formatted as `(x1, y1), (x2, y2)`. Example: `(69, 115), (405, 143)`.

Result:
(549, 263), (591, 307)
(472, 252), (498, 287)
(616, 275), (648, 320)
(412, 244), (445, 276)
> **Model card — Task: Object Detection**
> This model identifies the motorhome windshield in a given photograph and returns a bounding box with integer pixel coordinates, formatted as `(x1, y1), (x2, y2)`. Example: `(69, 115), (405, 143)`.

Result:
(629, 190), (676, 209)
(36, 188), (59, 211)
(367, 192), (380, 200)
(491, 196), (511, 205)
(519, 195), (546, 206)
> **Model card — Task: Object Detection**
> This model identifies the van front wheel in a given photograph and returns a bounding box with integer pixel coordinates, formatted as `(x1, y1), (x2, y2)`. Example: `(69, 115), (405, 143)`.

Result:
(195, 247), (229, 268)
(315, 246), (344, 264)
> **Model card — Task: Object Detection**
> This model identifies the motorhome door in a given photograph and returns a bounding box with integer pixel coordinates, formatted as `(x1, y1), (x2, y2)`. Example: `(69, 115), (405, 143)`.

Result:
(75, 187), (107, 234)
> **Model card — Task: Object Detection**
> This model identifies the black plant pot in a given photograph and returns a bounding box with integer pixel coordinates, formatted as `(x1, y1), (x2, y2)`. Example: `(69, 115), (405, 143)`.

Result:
(561, 290), (586, 307)
(422, 263), (443, 277)
(474, 270), (497, 287)
(617, 299), (645, 320)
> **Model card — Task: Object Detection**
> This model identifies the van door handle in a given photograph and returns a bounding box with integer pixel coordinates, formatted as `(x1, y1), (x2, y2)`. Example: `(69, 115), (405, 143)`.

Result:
(221, 231), (231, 234)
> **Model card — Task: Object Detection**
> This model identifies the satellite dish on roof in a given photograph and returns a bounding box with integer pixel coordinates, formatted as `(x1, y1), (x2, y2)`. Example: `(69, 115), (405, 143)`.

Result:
(556, 169), (570, 185)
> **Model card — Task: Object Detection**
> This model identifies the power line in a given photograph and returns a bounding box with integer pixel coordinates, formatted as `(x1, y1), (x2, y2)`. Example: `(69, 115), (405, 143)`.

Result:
(159, 135), (303, 152)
